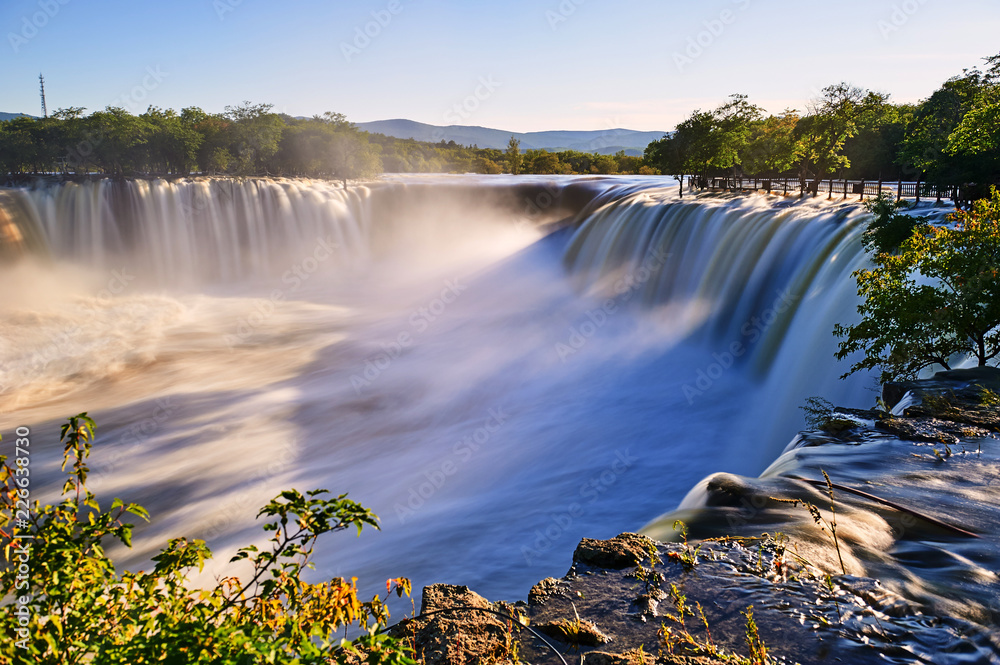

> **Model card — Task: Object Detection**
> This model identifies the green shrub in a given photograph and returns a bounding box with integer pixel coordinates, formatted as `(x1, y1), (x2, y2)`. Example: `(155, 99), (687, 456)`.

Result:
(860, 193), (925, 255)
(835, 187), (1000, 382)
(1, 413), (413, 664)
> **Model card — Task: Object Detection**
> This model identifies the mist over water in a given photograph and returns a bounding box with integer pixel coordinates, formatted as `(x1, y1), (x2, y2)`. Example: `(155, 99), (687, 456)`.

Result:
(0, 175), (876, 601)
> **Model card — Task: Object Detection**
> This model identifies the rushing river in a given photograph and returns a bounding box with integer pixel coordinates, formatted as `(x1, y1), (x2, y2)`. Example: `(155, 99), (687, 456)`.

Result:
(0, 174), (886, 604)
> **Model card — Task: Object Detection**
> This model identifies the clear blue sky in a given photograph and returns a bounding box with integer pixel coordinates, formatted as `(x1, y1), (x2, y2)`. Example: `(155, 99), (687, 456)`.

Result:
(2, 0), (998, 132)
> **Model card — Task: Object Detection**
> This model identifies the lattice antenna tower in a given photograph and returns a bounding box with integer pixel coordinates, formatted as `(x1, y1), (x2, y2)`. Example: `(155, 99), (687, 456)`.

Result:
(39, 73), (47, 118)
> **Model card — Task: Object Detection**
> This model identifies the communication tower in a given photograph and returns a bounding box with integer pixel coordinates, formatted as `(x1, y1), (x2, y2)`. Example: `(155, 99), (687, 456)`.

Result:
(39, 73), (47, 118)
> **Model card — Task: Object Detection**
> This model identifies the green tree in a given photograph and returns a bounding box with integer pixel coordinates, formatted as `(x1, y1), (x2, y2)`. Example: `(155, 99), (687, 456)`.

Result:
(184, 107), (232, 173)
(141, 106), (203, 174)
(945, 86), (1000, 182)
(477, 156), (503, 174)
(835, 188), (1000, 382)
(843, 96), (911, 180)
(591, 153), (618, 174)
(712, 93), (764, 174)
(614, 150), (643, 174)
(899, 66), (988, 185)
(741, 109), (800, 175)
(223, 101), (284, 175)
(0, 116), (38, 174)
(47, 107), (88, 173)
(859, 193), (925, 255)
(506, 136), (522, 175)
(86, 107), (150, 176)
(792, 83), (880, 190)
(329, 131), (383, 184)
(644, 95), (762, 184)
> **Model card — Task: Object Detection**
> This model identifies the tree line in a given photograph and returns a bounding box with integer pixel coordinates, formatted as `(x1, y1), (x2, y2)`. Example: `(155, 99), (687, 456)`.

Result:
(0, 102), (653, 181)
(0, 103), (384, 182)
(644, 52), (1000, 192)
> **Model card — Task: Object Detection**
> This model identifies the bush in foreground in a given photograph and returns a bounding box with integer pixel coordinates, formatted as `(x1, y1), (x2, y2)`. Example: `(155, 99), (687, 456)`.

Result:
(1, 413), (412, 664)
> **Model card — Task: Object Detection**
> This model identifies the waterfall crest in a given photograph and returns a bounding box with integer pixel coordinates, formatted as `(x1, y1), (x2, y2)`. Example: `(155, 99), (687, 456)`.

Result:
(1, 176), (597, 284)
(562, 192), (872, 379)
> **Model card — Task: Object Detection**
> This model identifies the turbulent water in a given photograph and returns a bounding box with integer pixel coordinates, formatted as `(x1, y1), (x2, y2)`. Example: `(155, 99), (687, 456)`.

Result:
(0, 175), (888, 607)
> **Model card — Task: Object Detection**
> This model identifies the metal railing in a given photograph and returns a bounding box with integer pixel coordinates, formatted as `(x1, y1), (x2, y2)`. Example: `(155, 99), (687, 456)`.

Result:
(687, 176), (979, 204)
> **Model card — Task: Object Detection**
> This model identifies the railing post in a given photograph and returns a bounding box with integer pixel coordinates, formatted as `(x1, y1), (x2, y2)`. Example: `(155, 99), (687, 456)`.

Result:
(828, 178), (833, 199)
(783, 178), (788, 195)
(843, 178), (847, 200)
(915, 172), (922, 203)
(897, 176), (902, 202)
(877, 175), (883, 199)
(859, 179), (865, 201)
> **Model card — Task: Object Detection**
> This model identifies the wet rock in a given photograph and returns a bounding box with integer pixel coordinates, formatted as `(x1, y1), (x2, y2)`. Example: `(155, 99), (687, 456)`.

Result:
(574, 533), (656, 569)
(404, 584), (517, 665)
(420, 583), (491, 614)
(536, 617), (612, 646)
(875, 416), (961, 444)
(884, 368), (1000, 428)
(935, 367), (1000, 392)
(528, 577), (565, 605)
(583, 648), (656, 665)
(627, 589), (666, 619)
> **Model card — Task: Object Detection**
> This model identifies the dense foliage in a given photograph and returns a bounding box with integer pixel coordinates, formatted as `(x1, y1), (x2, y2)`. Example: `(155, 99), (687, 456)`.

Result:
(835, 189), (1000, 382)
(645, 52), (1000, 189)
(1, 414), (413, 664)
(0, 102), (654, 179)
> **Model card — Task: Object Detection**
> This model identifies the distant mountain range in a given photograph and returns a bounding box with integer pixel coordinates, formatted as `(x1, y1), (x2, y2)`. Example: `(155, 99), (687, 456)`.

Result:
(356, 119), (667, 156)
(0, 111), (667, 156)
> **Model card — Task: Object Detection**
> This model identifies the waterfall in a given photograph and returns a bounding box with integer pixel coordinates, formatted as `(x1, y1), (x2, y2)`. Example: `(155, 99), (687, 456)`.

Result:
(559, 191), (886, 464)
(10, 178), (372, 283)
(2, 176), (597, 285)
(0, 175), (890, 602)
(563, 193), (869, 366)
(0, 189), (49, 260)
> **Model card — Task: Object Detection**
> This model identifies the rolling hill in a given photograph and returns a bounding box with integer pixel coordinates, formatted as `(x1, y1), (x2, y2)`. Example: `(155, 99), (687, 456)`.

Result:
(356, 119), (667, 156)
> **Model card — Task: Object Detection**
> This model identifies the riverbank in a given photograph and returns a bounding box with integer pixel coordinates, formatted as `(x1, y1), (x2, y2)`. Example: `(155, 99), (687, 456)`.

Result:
(400, 369), (1000, 664)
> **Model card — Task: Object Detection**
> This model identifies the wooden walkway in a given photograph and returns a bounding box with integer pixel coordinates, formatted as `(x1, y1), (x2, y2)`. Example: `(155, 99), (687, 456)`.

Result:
(687, 176), (983, 206)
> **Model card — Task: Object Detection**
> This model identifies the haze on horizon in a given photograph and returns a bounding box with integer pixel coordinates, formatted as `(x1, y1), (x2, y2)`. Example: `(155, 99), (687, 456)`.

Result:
(2, 0), (998, 134)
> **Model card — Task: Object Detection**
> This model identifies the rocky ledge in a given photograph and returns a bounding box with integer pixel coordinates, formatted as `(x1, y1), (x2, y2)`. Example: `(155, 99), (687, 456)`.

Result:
(395, 369), (1000, 664)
